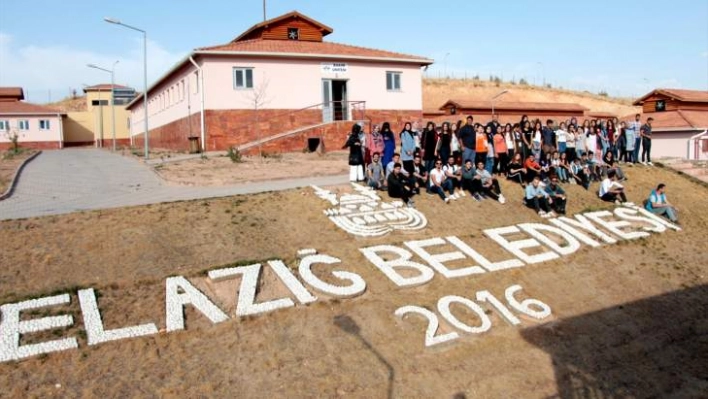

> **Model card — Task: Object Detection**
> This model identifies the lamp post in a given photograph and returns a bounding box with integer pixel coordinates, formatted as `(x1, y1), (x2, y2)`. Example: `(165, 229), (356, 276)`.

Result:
(105, 17), (149, 159)
(87, 62), (119, 151)
(491, 89), (509, 117)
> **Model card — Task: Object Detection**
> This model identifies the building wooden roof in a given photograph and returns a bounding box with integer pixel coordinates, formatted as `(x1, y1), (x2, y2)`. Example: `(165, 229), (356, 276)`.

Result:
(231, 10), (334, 43)
(0, 101), (63, 115)
(621, 110), (708, 131)
(0, 87), (25, 101)
(633, 88), (708, 106)
(198, 38), (432, 64)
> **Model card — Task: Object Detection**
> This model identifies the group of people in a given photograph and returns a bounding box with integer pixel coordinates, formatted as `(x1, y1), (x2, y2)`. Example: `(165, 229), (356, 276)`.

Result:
(342, 113), (677, 223)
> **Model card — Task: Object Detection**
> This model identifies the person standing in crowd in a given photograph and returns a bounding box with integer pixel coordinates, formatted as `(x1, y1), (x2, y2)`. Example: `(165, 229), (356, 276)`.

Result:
(475, 161), (506, 203)
(623, 121), (635, 164)
(343, 123), (365, 182)
(532, 120), (543, 160)
(459, 116), (476, 167)
(599, 170), (628, 204)
(565, 124), (576, 162)
(645, 183), (679, 224)
(475, 124), (489, 166)
(485, 124), (496, 174)
(640, 117), (654, 165)
(421, 121), (438, 172)
(429, 159), (452, 203)
(575, 122), (587, 159)
(506, 152), (527, 186)
(521, 119), (533, 160)
(586, 127), (600, 164)
(367, 124), (384, 166)
(504, 123), (515, 161)
(545, 176), (567, 215)
(487, 114), (500, 135)
(450, 121), (462, 164)
(630, 113), (642, 164)
(387, 163), (415, 208)
(357, 122), (367, 164)
(381, 122), (396, 169)
(366, 152), (385, 190)
(541, 119), (556, 162)
(555, 121), (568, 158)
(616, 121), (627, 163)
(525, 175), (554, 218)
(400, 122), (416, 175)
(412, 121), (422, 154)
(494, 127), (509, 175)
(437, 122), (453, 163)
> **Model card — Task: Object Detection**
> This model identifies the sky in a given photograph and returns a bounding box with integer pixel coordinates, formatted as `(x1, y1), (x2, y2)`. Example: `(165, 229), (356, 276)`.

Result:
(0, 0), (707, 103)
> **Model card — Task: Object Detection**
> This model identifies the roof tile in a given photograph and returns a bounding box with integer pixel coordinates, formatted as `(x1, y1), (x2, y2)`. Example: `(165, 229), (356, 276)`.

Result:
(0, 101), (63, 115)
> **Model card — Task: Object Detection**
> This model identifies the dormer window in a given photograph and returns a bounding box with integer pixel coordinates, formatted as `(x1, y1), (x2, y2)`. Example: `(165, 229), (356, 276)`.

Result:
(655, 100), (666, 112)
(287, 28), (299, 40)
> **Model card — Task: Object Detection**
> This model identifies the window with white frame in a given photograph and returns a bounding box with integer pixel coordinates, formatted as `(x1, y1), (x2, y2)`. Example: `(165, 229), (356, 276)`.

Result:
(18, 120), (29, 130)
(386, 71), (402, 91)
(0, 120), (9, 131)
(233, 67), (254, 89)
(39, 120), (50, 130)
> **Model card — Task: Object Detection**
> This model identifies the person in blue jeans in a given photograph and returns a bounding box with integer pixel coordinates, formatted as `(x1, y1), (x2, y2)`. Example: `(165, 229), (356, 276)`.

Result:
(630, 114), (642, 164)
(645, 183), (679, 223)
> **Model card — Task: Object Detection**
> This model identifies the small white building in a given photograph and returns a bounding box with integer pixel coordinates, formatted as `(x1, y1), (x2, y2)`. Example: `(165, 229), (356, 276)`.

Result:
(126, 10), (433, 153)
(0, 87), (65, 150)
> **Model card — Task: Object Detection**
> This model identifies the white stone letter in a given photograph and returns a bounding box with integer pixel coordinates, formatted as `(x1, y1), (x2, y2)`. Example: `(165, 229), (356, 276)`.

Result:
(555, 215), (618, 244)
(0, 294), (78, 362)
(298, 255), (366, 297)
(584, 211), (650, 240)
(208, 264), (295, 317)
(484, 225), (558, 264)
(268, 260), (318, 304)
(78, 288), (158, 346)
(613, 207), (666, 233)
(165, 276), (229, 332)
(446, 236), (524, 272)
(404, 237), (486, 278)
(360, 245), (434, 287)
(518, 223), (581, 256)
(548, 218), (602, 247)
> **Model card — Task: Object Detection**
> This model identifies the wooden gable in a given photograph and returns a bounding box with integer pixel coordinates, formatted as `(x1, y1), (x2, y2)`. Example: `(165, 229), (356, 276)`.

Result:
(233, 11), (333, 43)
(640, 93), (708, 114)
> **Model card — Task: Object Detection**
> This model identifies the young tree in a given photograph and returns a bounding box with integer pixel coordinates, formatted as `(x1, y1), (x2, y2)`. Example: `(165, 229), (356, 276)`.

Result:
(247, 77), (272, 160)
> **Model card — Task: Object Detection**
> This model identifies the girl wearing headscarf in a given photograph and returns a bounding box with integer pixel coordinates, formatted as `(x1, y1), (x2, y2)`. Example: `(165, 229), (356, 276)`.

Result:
(343, 123), (365, 182)
(381, 122), (396, 168)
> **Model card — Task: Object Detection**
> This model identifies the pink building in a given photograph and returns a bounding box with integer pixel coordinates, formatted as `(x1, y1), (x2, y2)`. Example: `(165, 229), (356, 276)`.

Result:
(0, 87), (65, 150)
(125, 11), (433, 153)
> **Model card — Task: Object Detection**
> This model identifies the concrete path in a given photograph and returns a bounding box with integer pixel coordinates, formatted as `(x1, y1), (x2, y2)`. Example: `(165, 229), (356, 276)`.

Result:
(0, 149), (348, 221)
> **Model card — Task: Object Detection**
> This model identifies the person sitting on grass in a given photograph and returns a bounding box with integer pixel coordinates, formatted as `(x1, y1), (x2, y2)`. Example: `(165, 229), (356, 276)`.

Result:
(387, 163), (415, 208)
(475, 161), (506, 204)
(585, 151), (601, 182)
(429, 159), (452, 203)
(544, 175), (567, 215)
(524, 154), (542, 183)
(506, 152), (527, 186)
(602, 151), (625, 181)
(599, 170), (627, 204)
(461, 159), (484, 201)
(645, 183), (679, 224)
(443, 156), (464, 198)
(385, 153), (408, 182)
(570, 157), (590, 190)
(411, 154), (428, 195)
(366, 152), (385, 190)
(525, 175), (555, 218)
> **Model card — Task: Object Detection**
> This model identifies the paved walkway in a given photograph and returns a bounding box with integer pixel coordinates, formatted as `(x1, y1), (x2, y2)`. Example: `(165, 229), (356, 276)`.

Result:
(0, 149), (348, 221)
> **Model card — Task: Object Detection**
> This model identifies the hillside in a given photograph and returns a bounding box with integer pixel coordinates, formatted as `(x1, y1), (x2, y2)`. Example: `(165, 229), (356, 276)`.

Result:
(423, 78), (640, 118)
(47, 95), (87, 112)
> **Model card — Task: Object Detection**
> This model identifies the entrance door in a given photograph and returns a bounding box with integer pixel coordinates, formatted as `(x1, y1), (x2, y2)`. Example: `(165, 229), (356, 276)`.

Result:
(322, 79), (348, 122)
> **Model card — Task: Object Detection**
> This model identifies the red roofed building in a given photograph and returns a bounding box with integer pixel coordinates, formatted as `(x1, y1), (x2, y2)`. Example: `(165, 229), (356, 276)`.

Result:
(125, 11), (433, 153)
(625, 88), (708, 159)
(0, 87), (66, 150)
(435, 99), (589, 124)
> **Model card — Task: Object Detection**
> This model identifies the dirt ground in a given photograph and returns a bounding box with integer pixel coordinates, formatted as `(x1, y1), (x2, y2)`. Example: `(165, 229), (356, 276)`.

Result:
(0, 164), (706, 398)
(0, 150), (37, 194)
(154, 151), (349, 186)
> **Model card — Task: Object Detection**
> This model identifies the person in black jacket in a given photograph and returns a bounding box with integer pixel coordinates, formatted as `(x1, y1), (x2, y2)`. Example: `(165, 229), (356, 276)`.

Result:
(343, 124), (364, 182)
(387, 163), (414, 207)
(421, 121), (438, 172)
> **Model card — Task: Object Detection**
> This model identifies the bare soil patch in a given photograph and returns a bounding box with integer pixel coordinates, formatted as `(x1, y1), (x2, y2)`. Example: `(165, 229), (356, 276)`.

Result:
(0, 165), (706, 397)
(0, 150), (37, 194)
(153, 151), (349, 186)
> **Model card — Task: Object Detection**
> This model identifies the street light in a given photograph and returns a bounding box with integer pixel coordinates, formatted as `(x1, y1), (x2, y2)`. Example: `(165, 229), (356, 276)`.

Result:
(491, 89), (509, 117)
(105, 17), (149, 159)
(87, 61), (119, 151)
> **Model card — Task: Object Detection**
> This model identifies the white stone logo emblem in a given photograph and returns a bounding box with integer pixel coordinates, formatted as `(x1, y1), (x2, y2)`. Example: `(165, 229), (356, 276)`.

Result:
(311, 184), (427, 237)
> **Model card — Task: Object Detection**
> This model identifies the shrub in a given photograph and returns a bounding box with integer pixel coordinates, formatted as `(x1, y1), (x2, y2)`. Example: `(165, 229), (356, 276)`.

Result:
(227, 146), (243, 163)
(598, 90), (609, 97)
(519, 78), (529, 86)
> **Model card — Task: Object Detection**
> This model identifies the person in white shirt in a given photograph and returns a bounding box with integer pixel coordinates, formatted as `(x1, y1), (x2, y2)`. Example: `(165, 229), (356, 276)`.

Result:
(599, 170), (627, 204)
(555, 122), (568, 156)
(429, 159), (451, 203)
(443, 156), (463, 199)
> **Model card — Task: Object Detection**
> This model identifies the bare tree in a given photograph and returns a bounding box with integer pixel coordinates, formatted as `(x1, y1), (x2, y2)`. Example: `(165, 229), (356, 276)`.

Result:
(247, 77), (271, 159)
